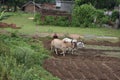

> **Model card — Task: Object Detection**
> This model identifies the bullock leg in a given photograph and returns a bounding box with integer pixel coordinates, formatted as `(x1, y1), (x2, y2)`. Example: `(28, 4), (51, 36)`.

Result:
(62, 49), (66, 56)
(63, 52), (65, 56)
(51, 45), (53, 51)
(59, 50), (65, 56)
(60, 51), (65, 56)
(51, 45), (58, 55)
(71, 49), (74, 54)
(55, 48), (58, 55)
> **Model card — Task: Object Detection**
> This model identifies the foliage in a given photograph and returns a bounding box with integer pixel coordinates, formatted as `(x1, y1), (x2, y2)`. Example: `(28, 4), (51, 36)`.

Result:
(95, 9), (110, 25)
(72, 4), (96, 27)
(111, 10), (119, 21)
(34, 13), (70, 26)
(3, 12), (120, 37)
(1, 0), (28, 12)
(72, 3), (112, 27)
(34, 13), (44, 25)
(0, 34), (59, 80)
(94, 0), (119, 9)
(75, 0), (120, 9)
(0, 10), (5, 20)
(1, 0), (55, 12)
(44, 16), (55, 25)
(0, 40), (10, 56)
(0, 11), (13, 21)
(44, 16), (69, 26)
(35, 0), (55, 3)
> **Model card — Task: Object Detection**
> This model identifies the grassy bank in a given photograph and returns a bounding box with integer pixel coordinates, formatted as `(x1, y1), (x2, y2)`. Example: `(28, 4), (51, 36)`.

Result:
(0, 34), (59, 80)
(1, 12), (120, 37)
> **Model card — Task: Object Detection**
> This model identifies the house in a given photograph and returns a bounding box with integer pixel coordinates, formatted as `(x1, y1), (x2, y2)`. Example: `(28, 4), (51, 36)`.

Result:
(22, 0), (74, 13)
(22, 1), (72, 22)
(22, 1), (56, 13)
(41, 3), (56, 10)
(56, 0), (74, 13)
(22, 1), (41, 13)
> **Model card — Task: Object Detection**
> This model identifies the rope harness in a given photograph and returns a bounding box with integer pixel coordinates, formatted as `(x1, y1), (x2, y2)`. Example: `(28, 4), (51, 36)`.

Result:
(71, 39), (77, 49)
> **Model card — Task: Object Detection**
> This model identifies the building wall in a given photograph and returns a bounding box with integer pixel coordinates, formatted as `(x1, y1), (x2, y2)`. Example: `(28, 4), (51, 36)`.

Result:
(56, 1), (74, 13)
(24, 4), (40, 13)
(41, 3), (56, 10)
(60, 2), (74, 13)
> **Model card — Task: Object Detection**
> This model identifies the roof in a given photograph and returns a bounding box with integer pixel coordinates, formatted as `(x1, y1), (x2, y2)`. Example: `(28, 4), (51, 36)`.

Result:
(22, 1), (41, 8)
(56, 0), (74, 3)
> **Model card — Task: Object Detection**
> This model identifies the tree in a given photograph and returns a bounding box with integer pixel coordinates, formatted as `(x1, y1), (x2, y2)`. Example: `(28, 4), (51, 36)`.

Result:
(74, 0), (120, 9)
(72, 4), (96, 27)
(1, 0), (28, 11)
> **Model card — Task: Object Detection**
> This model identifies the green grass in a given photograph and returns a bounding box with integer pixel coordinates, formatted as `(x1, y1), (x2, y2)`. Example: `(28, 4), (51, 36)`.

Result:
(0, 34), (60, 80)
(1, 12), (120, 37)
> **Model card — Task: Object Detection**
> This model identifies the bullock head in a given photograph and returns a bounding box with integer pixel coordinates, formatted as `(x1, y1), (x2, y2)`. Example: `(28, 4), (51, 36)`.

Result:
(77, 41), (85, 48)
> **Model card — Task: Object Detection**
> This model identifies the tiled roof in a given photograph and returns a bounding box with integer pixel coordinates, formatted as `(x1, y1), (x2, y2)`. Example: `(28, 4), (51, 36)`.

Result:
(22, 1), (41, 8)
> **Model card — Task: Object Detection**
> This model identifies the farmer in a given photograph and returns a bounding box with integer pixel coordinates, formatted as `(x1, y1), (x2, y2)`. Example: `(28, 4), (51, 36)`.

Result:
(52, 33), (58, 39)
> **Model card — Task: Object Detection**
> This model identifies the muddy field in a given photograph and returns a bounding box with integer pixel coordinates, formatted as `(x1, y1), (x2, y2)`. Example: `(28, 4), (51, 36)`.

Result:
(42, 38), (120, 80)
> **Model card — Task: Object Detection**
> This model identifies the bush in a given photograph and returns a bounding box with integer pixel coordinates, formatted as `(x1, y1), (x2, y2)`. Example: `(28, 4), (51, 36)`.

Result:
(12, 46), (49, 68)
(0, 56), (17, 80)
(74, 0), (120, 10)
(44, 16), (55, 25)
(0, 35), (59, 80)
(0, 10), (5, 20)
(0, 41), (10, 56)
(55, 16), (69, 26)
(111, 10), (119, 21)
(95, 9), (110, 25)
(72, 4), (96, 27)
(34, 13), (44, 25)
(34, 13), (70, 26)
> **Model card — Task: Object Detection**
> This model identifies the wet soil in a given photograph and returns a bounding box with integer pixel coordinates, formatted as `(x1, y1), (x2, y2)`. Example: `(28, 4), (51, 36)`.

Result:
(42, 38), (120, 80)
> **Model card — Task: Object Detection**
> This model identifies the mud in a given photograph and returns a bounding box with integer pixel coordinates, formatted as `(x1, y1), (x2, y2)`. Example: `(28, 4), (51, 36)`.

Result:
(42, 38), (120, 80)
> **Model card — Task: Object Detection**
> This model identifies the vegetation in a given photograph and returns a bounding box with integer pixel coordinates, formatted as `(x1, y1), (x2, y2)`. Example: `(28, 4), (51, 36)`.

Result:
(0, 0), (120, 79)
(72, 1), (119, 27)
(75, 0), (120, 9)
(1, 0), (120, 28)
(72, 4), (96, 27)
(0, 10), (5, 20)
(34, 4), (117, 28)
(0, 34), (59, 80)
(111, 10), (119, 21)
(34, 13), (69, 26)
(1, 0), (119, 11)
(0, 0), (55, 12)
(2, 13), (120, 37)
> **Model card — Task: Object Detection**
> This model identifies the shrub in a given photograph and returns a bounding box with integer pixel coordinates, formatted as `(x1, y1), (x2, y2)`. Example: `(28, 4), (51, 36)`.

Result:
(74, 0), (120, 10)
(44, 16), (55, 25)
(34, 13), (44, 25)
(111, 10), (119, 21)
(0, 56), (17, 80)
(95, 9), (110, 25)
(72, 4), (96, 27)
(34, 13), (70, 26)
(0, 10), (5, 20)
(12, 46), (49, 67)
(55, 16), (69, 26)
(0, 35), (59, 80)
(0, 41), (10, 56)
(13, 47), (34, 65)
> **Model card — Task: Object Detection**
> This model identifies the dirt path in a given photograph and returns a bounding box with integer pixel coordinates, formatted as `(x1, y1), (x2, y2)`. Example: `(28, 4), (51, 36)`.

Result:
(42, 38), (120, 80)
